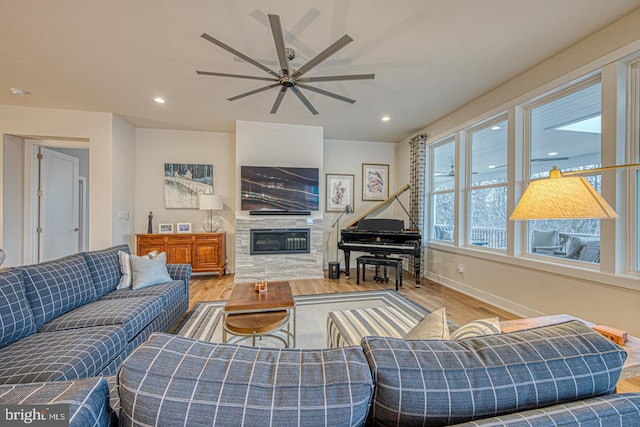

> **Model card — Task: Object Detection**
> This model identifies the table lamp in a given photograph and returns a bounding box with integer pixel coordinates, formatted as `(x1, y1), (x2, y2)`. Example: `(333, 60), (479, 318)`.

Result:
(510, 164), (639, 220)
(199, 194), (224, 232)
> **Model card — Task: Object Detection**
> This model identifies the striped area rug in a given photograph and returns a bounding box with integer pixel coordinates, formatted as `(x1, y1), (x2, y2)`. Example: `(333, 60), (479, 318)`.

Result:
(175, 290), (430, 348)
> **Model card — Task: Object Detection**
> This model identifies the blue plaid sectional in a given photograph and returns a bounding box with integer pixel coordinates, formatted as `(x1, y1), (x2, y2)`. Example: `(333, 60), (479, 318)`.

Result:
(361, 321), (634, 426)
(0, 377), (118, 427)
(119, 333), (374, 427)
(0, 245), (191, 426)
(3, 244), (639, 426)
(115, 321), (639, 427)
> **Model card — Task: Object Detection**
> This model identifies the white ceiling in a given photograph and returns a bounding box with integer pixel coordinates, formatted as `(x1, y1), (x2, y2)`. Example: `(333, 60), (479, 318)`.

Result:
(1, 0), (639, 142)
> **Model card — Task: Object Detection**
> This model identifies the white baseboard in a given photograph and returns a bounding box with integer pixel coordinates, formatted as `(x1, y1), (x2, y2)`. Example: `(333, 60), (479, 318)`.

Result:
(425, 272), (546, 319)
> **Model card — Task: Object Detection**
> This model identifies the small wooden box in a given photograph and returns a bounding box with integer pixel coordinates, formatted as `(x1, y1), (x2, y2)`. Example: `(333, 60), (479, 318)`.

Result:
(592, 324), (628, 346)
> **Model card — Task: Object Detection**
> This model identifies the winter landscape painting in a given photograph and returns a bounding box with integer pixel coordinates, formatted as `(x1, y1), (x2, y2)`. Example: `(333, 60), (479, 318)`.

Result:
(164, 163), (213, 209)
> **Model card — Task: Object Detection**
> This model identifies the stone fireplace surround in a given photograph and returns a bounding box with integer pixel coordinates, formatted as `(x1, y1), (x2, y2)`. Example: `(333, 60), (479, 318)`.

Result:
(235, 216), (324, 283)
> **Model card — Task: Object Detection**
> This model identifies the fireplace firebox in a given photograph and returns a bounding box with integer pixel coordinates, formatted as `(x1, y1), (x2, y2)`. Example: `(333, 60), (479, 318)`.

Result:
(250, 228), (310, 255)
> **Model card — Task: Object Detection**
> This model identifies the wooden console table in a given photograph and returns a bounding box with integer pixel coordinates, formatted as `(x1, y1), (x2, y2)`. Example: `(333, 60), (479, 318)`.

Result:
(500, 314), (640, 380)
(136, 232), (226, 276)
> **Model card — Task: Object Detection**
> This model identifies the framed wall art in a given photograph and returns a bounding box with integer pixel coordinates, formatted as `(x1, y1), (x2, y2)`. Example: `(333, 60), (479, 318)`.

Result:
(325, 173), (354, 212)
(362, 163), (389, 201)
(158, 223), (174, 234)
(177, 222), (192, 233)
(164, 163), (214, 209)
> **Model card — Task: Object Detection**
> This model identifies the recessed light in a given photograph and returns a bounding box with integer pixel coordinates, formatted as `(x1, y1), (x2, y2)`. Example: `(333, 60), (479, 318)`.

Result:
(154, 97), (166, 104)
(10, 88), (30, 96)
(488, 165), (496, 169)
(548, 152), (558, 156)
(381, 115), (390, 122)
(491, 126), (500, 130)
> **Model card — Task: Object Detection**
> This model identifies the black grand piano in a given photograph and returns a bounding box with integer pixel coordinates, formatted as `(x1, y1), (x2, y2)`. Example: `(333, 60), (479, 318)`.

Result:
(338, 184), (422, 285)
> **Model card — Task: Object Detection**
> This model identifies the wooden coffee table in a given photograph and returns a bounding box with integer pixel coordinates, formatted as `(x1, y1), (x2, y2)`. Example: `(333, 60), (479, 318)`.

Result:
(222, 281), (296, 348)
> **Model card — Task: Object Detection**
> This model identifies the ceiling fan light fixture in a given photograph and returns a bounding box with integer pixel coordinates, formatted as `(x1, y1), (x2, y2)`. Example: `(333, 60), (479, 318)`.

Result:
(10, 88), (30, 96)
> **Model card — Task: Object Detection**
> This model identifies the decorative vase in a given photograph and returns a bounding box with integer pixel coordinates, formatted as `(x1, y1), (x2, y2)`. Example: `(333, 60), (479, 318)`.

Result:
(147, 212), (153, 234)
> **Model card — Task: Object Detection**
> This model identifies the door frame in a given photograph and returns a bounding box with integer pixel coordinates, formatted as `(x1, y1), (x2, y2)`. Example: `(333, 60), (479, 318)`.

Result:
(23, 139), (89, 264)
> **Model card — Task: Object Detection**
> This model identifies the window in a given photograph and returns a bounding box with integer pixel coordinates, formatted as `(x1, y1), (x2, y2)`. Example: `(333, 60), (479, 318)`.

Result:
(468, 118), (508, 249)
(526, 81), (602, 263)
(430, 138), (455, 241)
(633, 62), (640, 272)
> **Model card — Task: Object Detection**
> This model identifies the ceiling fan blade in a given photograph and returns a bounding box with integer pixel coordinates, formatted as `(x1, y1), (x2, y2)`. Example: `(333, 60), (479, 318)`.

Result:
(297, 83), (356, 104)
(267, 14), (291, 75)
(298, 73), (375, 83)
(270, 87), (288, 114)
(532, 157), (569, 162)
(290, 86), (319, 115)
(196, 71), (278, 82)
(200, 33), (280, 79)
(292, 34), (353, 78)
(227, 83), (280, 101)
(250, 9), (319, 58)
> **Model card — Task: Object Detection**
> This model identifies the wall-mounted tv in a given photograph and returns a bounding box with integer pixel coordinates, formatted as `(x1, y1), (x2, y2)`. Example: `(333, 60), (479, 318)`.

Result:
(241, 166), (319, 211)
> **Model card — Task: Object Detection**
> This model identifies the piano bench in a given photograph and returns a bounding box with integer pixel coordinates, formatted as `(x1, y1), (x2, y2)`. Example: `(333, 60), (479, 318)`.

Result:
(356, 256), (403, 290)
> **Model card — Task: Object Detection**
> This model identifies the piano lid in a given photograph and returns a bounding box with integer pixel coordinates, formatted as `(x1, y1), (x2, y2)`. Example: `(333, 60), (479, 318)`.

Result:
(345, 184), (410, 228)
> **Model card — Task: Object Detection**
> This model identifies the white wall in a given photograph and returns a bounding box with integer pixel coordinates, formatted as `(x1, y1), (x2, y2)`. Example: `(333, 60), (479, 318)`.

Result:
(235, 120), (324, 214)
(0, 105), (115, 251)
(134, 124), (399, 273)
(324, 139), (397, 265)
(134, 128), (236, 267)
(112, 116), (136, 247)
(2, 135), (24, 266)
(405, 9), (640, 335)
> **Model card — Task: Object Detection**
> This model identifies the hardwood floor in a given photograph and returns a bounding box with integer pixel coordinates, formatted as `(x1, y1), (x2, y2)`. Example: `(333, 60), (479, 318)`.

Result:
(187, 269), (519, 326)
(186, 269), (639, 392)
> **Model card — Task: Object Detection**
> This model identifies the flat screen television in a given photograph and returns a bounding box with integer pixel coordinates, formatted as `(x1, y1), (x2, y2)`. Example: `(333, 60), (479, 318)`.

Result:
(241, 166), (319, 211)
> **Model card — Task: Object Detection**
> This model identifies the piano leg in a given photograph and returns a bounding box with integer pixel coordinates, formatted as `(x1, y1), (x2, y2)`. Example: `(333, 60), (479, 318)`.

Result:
(344, 250), (351, 278)
(414, 254), (421, 287)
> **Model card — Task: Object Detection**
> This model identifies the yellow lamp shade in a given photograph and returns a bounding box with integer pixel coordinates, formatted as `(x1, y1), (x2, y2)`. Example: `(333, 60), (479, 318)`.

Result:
(509, 176), (618, 220)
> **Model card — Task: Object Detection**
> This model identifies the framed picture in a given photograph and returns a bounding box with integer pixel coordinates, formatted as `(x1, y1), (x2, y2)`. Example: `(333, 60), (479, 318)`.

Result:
(362, 163), (389, 201)
(158, 223), (174, 234)
(164, 163), (214, 209)
(177, 222), (192, 233)
(326, 174), (354, 212)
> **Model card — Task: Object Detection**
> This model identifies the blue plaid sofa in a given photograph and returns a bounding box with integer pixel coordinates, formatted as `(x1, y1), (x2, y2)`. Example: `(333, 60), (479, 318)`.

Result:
(0, 244), (191, 426)
(118, 320), (640, 426)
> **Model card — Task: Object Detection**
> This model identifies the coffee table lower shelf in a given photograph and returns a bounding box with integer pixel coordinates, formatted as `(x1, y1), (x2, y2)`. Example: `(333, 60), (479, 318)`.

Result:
(222, 310), (294, 348)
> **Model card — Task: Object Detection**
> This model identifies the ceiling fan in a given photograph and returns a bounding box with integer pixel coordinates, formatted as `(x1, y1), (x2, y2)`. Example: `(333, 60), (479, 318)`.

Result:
(491, 156), (570, 169)
(196, 14), (375, 115)
(433, 166), (478, 176)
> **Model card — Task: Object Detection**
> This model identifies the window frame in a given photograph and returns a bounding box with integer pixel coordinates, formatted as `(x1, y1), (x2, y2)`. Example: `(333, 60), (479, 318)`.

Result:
(465, 115), (508, 251)
(428, 136), (456, 243)
(521, 77), (603, 266)
(629, 60), (640, 275)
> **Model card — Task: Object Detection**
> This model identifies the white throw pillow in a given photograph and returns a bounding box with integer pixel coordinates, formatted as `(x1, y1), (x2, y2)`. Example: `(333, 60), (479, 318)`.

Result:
(131, 252), (172, 290)
(451, 317), (501, 341)
(117, 250), (157, 290)
(403, 307), (450, 340)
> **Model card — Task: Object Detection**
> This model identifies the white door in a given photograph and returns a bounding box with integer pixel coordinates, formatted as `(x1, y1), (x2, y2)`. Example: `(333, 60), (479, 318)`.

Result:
(39, 148), (80, 261)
